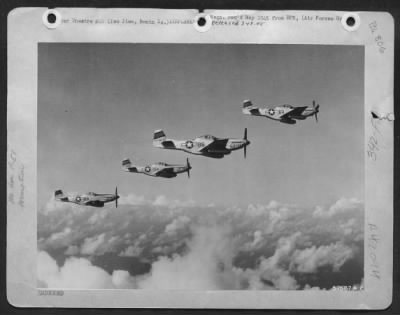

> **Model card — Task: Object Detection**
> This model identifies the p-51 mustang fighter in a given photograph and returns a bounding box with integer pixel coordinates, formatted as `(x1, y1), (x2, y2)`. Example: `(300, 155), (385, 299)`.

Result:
(153, 128), (250, 159)
(122, 158), (192, 178)
(54, 187), (120, 208)
(242, 100), (320, 124)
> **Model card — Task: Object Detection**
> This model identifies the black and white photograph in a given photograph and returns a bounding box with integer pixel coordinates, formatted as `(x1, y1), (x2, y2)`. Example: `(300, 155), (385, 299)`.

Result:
(37, 43), (364, 291)
(7, 8), (393, 309)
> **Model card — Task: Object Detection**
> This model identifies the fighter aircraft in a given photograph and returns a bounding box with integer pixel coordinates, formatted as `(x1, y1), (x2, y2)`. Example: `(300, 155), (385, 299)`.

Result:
(122, 158), (192, 178)
(54, 187), (119, 208)
(153, 128), (250, 159)
(242, 100), (320, 124)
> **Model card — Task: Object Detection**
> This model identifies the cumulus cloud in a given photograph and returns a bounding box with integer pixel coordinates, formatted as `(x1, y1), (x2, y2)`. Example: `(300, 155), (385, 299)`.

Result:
(153, 195), (169, 207)
(38, 197), (364, 290)
(153, 195), (195, 209)
(232, 233), (302, 290)
(40, 227), (80, 250)
(80, 233), (106, 255)
(137, 225), (240, 290)
(257, 260), (298, 290)
(118, 193), (147, 206)
(119, 244), (143, 257)
(164, 216), (191, 235)
(290, 242), (354, 273)
(243, 230), (264, 251)
(88, 210), (108, 225)
(111, 270), (138, 289)
(38, 251), (139, 289)
(65, 245), (80, 256)
(38, 251), (114, 289)
(313, 197), (362, 217)
(251, 230), (264, 247)
(117, 193), (196, 209)
(138, 230), (304, 290)
(48, 227), (72, 243)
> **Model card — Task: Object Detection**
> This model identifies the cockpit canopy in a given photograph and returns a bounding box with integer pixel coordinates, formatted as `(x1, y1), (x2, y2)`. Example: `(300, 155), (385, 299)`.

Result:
(199, 134), (216, 140)
(281, 104), (294, 108)
(157, 162), (168, 166)
(87, 192), (96, 196)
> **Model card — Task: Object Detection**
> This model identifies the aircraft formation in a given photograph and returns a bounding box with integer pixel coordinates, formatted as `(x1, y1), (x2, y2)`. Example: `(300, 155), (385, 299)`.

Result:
(55, 100), (320, 208)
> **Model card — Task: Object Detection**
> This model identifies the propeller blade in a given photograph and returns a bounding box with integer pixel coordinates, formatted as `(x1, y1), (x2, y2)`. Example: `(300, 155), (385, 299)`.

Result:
(313, 100), (316, 108)
(314, 103), (319, 122)
(186, 158), (191, 178)
(243, 127), (249, 159)
(115, 186), (118, 208)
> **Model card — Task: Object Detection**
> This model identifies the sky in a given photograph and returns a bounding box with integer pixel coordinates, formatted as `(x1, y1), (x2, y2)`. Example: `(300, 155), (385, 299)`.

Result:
(38, 43), (364, 209)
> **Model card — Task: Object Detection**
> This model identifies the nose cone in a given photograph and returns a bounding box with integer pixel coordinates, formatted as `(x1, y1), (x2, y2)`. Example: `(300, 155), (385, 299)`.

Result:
(246, 139), (251, 146)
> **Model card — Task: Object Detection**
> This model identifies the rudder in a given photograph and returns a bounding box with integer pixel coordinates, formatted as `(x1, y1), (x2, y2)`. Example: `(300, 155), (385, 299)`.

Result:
(122, 158), (132, 168)
(54, 190), (63, 197)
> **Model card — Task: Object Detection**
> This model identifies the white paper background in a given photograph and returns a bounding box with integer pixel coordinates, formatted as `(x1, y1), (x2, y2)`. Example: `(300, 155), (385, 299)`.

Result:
(7, 8), (394, 309)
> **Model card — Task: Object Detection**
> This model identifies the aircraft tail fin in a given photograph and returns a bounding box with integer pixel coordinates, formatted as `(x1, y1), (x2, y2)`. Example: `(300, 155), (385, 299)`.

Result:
(55, 190), (63, 197)
(122, 158), (132, 168)
(243, 100), (253, 108)
(122, 158), (139, 172)
(153, 129), (166, 141)
(54, 190), (68, 201)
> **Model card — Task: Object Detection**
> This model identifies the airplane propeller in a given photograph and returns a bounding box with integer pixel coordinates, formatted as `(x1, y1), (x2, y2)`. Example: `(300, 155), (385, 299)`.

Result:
(115, 186), (119, 208)
(186, 158), (191, 178)
(313, 100), (320, 123)
(243, 127), (249, 159)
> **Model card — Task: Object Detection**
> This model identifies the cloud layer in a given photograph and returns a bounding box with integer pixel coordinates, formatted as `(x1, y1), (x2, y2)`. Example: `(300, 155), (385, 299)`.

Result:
(38, 196), (364, 290)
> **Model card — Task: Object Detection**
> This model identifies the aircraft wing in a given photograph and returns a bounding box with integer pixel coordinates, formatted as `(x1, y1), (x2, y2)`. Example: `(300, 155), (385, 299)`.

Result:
(280, 106), (308, 119)
(154, 167), (176, 177)
(85, 200), (105, 207)
(83, 195), (105, 207)
(201, 139), (229, 153)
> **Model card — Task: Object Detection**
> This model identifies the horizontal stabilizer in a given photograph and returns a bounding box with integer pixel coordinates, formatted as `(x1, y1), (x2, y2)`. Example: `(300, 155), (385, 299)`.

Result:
(250, 108), (261, 115)
(127, 166), (138, 173)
